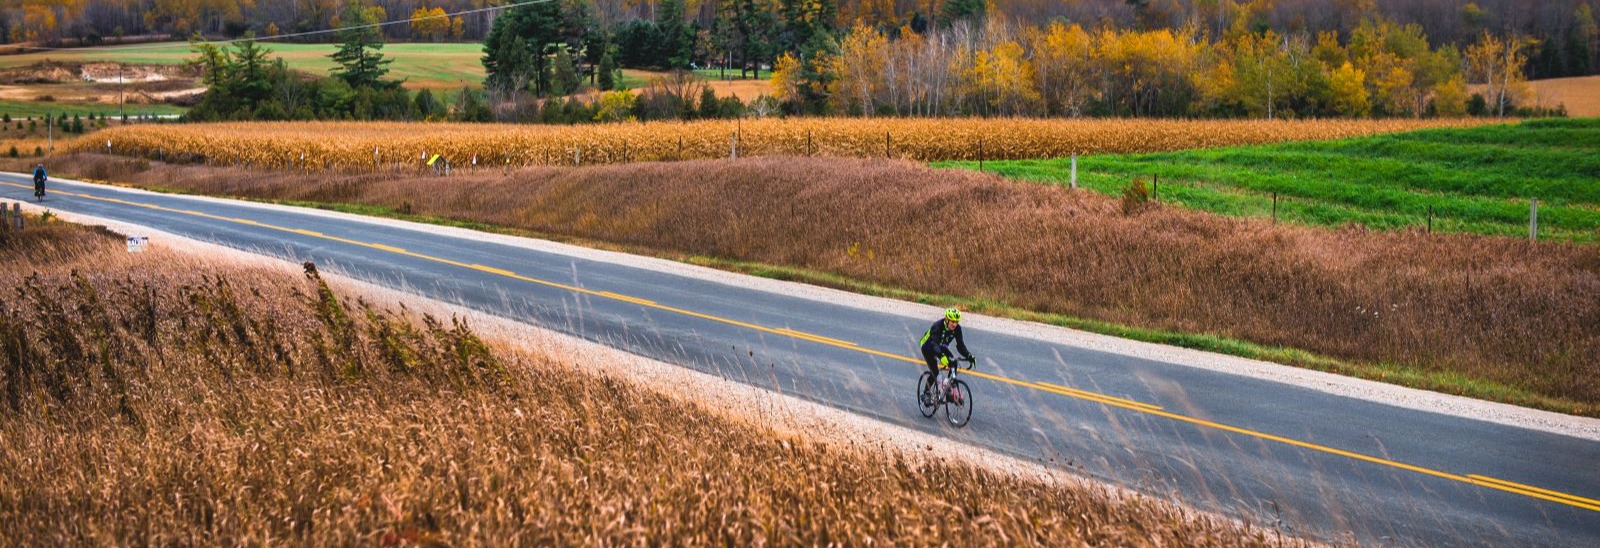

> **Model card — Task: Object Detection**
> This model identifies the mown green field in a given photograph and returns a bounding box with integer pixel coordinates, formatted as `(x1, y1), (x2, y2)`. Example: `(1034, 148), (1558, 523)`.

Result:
(2, 42), (768, 93)
(1, 42), (487, 89)
(0, 99), (185, 119)
(941, 118), (1600, 242)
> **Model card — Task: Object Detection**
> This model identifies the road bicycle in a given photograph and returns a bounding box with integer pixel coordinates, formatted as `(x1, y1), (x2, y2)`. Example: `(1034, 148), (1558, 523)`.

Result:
(917, 356), (975, 427)
(33, 174), (45, 202)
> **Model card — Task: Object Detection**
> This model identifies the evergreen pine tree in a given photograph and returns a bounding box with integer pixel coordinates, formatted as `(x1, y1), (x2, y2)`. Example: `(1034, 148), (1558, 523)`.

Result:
(329, 5), (397, 90)
(598, 48), (619, 91)
(552, 48), (581, 95)
(699, 87), (719, 119)
(414, 89), (444, 119)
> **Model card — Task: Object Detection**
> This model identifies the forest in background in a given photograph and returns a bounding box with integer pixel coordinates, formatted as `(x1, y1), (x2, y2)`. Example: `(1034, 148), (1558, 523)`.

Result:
(4, 1), (1591, 121)
(3, 1), (1597, 80)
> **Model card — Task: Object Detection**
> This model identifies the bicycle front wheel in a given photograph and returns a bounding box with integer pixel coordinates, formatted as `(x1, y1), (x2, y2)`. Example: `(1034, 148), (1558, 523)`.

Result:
(946, 379), (972, 427)
(916, 371), (938, 418)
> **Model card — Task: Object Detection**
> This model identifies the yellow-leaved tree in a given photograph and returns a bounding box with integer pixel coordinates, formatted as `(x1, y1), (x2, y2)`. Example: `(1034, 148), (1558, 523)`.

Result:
(771, 53), (804, 104)
(410, 7), (451, 41)
(1030, 22), (1096, 117)
(17, 5), (59, 43)
(594, 90), (638, 122)
(834, 24), (889, 115)
(1465, 31), (1534, 117)
(1432, 75), (1469, 117)
(1326, 61), (1371, 117)
(967, 40), (1042, 116)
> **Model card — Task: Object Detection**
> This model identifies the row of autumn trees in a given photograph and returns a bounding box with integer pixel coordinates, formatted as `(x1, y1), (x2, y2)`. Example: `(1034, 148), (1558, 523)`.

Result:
(7, 1), (1600, 82)
(475, 0), (1556, 119)
(775, 17), (1553, 118)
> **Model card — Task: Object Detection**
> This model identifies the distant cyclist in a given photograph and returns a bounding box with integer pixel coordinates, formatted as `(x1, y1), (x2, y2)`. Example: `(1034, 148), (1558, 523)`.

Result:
(31, 163), (46, 201)
(920, 307), (975, 395)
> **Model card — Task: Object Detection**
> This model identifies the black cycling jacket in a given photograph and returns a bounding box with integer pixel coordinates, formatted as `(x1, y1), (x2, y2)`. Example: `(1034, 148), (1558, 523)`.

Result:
(919, 319), (969, 358)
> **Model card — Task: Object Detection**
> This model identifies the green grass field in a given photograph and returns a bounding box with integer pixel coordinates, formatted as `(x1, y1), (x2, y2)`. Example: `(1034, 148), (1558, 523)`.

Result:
(940, 118), (1600, 242)
(2, 42), (768, 93)
(0, 99), (185, 119)
(1, 42), (487, 90)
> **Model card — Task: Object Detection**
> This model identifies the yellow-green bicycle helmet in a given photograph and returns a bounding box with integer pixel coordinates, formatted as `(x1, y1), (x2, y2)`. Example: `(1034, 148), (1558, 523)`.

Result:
(944, 307), (962, 323)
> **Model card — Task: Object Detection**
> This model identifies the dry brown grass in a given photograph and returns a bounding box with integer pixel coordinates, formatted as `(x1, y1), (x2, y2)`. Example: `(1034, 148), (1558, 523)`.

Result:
(1527, 76), (1600, 117)
(64, 117), (1500, 170)
(0, 215), (1291, 545)
(48, 153), (1600, 413)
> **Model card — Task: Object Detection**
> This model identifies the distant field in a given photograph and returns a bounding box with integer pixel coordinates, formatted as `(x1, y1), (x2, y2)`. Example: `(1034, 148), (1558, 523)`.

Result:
(1, 42), (485, 89)
(0, 99), (184, 118)
(0, 42), (769, 95)
(944, 118), (1600, 241)
(1527, 76), (1600, 117)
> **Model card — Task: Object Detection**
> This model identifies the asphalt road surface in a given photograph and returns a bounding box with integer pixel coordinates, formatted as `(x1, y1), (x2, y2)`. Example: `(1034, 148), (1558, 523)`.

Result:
(4, 173), (1597, 546)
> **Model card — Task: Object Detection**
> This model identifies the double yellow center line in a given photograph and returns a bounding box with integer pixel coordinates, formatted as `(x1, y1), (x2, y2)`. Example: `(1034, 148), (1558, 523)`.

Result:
(10, 179), (1597, 515)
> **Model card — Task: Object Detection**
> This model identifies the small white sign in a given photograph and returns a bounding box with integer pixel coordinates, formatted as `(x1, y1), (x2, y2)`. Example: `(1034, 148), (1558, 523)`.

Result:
(126, 235), (149, 253)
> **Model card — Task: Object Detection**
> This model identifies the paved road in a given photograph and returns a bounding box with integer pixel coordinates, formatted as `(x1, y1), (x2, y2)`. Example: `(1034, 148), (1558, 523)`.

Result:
(5, 173), (1598, 546)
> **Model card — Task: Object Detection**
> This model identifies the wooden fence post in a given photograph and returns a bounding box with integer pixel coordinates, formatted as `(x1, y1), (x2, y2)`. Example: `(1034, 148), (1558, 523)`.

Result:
(1069, 153), (1078, 190)
(1152, 173), (1159, 200)
(978, 137), (984, 172)
(1427, 205), (1433, 233)
(14, 203), (22, 231)
(1272, 193), (1278, 224)
(1530, 198), (1538, 241)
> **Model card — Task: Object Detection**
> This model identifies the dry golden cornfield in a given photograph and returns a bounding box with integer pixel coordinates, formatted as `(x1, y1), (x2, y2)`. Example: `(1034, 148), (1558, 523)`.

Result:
(69, 118), (1501, 170)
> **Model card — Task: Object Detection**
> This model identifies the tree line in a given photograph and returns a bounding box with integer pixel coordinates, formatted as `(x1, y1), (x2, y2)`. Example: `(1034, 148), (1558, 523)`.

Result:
(5, 1), (1597, 82)
(771, 17), (1556, 118)
(480, 1), (1566, 120)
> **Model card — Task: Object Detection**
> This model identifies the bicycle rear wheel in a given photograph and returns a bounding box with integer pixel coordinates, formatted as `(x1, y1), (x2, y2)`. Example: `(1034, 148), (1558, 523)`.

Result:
(946, 379), (972, 427)
(916, 371), (938, 418)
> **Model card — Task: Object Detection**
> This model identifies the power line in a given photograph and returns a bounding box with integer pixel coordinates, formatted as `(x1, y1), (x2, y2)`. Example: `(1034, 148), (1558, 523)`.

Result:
(0, 0), (553, 54)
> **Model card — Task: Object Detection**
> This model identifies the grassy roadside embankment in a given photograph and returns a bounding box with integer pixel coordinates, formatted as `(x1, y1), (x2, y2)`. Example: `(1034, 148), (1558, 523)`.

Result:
(944, 118), (1600, 241)
(31, 154), (1600, 416)
(0, 213), (1292, 545)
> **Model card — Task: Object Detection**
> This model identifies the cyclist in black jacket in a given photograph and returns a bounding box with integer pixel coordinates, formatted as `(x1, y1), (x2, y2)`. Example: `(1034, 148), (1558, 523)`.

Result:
(920, 307), (974, 383)
(31, 164), (46, 200)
